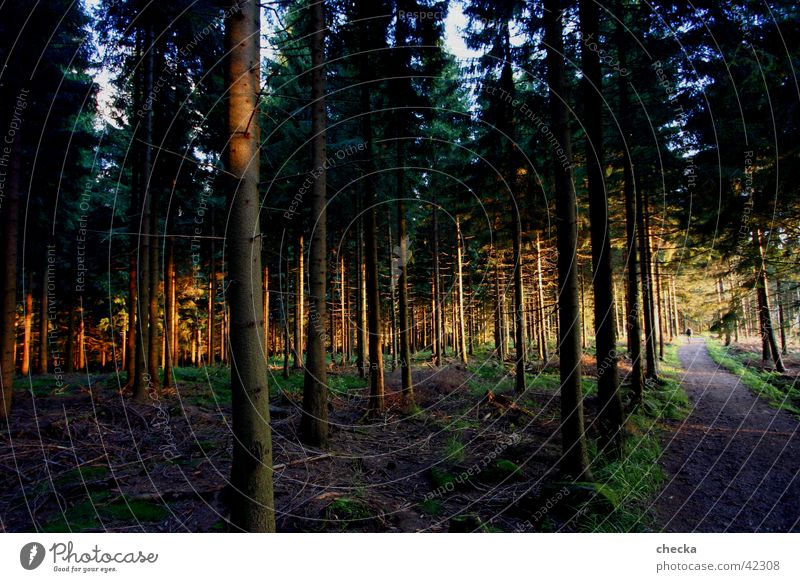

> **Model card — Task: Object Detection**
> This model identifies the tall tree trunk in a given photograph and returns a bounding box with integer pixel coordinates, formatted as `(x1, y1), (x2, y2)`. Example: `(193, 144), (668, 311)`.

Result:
(753, 228), (785, 372)
(545, 0), (590, 479)
(301, 0), (329, 448)
(654, 254), (665, 359)
(0, 115), (21, 420)
(66, 293), (75, 374)
(397, 183), (414, 404)
(263, 265), (270, 361)
(777, 279), (787, 356)
(617, 4), (643, 402)
(581, 0), (623, 452)
(356, 211), (366, 376)
(536, 233), (548, 361)
(78, 306), (86, 371)
(456, 218), (468, 366)
(387, 222), (397, 371)
(225, 0), (275, 532)
(133, 21), (154, 402)
(512, 213), (525, 393)
(164, 237), (175, 388)
(21, 272), (32, 376)
(125, 253), (136, 384)
(432, 206), (443, 366)
(638, 188), (657, 380)
(361, 79), (384, 414)
(293, 234), (304, 369)
(38, 265), (49, 374)
(283, 248), (290, 380)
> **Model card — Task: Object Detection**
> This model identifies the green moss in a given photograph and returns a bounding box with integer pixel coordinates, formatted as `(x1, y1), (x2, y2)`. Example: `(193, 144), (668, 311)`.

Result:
(324, 497), (373, 523)
(419, 499), (443, 516)
(39, 491), (169, 532)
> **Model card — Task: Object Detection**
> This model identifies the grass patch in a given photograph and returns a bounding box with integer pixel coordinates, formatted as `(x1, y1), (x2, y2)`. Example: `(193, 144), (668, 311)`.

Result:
(574, 342), (690, 532)
(444, 436), (466, 462)
(706, 339), (800, 417)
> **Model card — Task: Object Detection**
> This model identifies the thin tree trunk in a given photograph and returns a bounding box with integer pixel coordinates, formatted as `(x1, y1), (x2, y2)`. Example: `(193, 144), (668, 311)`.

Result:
(225, 0), (275, 532)
(432, 206), (443, 366)
(512, 213), (525, 392)
(356, 211), (366, 376)
(22, 272), (32, 376)
(617, 4), (643, 401)
(753, 228), (785, 372)
(654, 254), (665, 360)
(66, 294), (75, 374)
(133, 21), (154, 402)
(536, 234), (548, 361)
(456, 218), (468, 366)
(397, 169), (414, 403)
(263, 265), (270, 361)
(639, 188), (657, 380)
(545, 0), (590, 479)
(387, 221), (397, 372)
(777, 279), (787, 355)
(293, 234), (304, 369)
(164, 237), (175, 388)
(301, 0), (329, 448)
(581, 0), (622, 452)
(38, 264), (49, 374)
(1, 84), (25, 421)
(208, 232), (216, 364)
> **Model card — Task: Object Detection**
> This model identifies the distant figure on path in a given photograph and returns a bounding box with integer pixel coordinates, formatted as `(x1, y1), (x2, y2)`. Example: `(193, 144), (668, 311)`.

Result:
(686, 327), (693, 343)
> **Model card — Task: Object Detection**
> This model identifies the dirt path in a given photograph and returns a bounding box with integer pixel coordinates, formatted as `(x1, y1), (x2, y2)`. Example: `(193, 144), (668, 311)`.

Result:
(654, 339), (800, 532)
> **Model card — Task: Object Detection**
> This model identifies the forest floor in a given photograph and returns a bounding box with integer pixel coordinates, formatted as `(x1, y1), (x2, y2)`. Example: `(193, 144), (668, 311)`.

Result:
(0, 347), (676, 533)
(654, 338), (800, 532)
(7, 338), (796, 533)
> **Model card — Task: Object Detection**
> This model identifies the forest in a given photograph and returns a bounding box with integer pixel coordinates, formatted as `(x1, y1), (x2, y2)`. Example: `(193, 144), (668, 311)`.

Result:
(0, 0), (798, 534)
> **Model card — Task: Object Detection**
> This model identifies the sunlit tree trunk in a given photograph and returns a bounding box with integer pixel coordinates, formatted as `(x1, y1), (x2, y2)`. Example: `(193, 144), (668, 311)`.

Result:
(753, 228), (785, 372)
(512, 212), (525, 393)
(293, 233), (304, 369)
(164, 237), (175, 388)
(38, 266), (48, 374)
(21, 273), (32, 376)
(456, 218), (468, 366)
(225, 0), (275, 532)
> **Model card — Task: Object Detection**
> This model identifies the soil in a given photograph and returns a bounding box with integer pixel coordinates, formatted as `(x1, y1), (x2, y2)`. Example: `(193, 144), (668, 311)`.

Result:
(654, 339), (800, 532)
(0, 359), (569, 533)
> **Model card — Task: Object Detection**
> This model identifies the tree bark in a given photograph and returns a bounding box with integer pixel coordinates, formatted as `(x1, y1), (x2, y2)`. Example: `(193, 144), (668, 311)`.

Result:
(38, 265), (49, 374)
(432, 205), (443, 366)
(164, 236), (175, 388)
(512, 213), (525, 393)
(753, 228), (785, 372)
(21, 272), (32, 376)
(616, 4), (643, 402)
(536, 233), (548, 361)
(639, 188), (657, 380)
(293, 234), (304, 368)
(133, 20), (154, 402)
(545, 0), (591, 479)
(225, 0), (275, 532)
(0, 110), (21, 421)
(581, 0), (623, 452)
(456, 218), (468, 366)
(301, 0), (329, 448)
